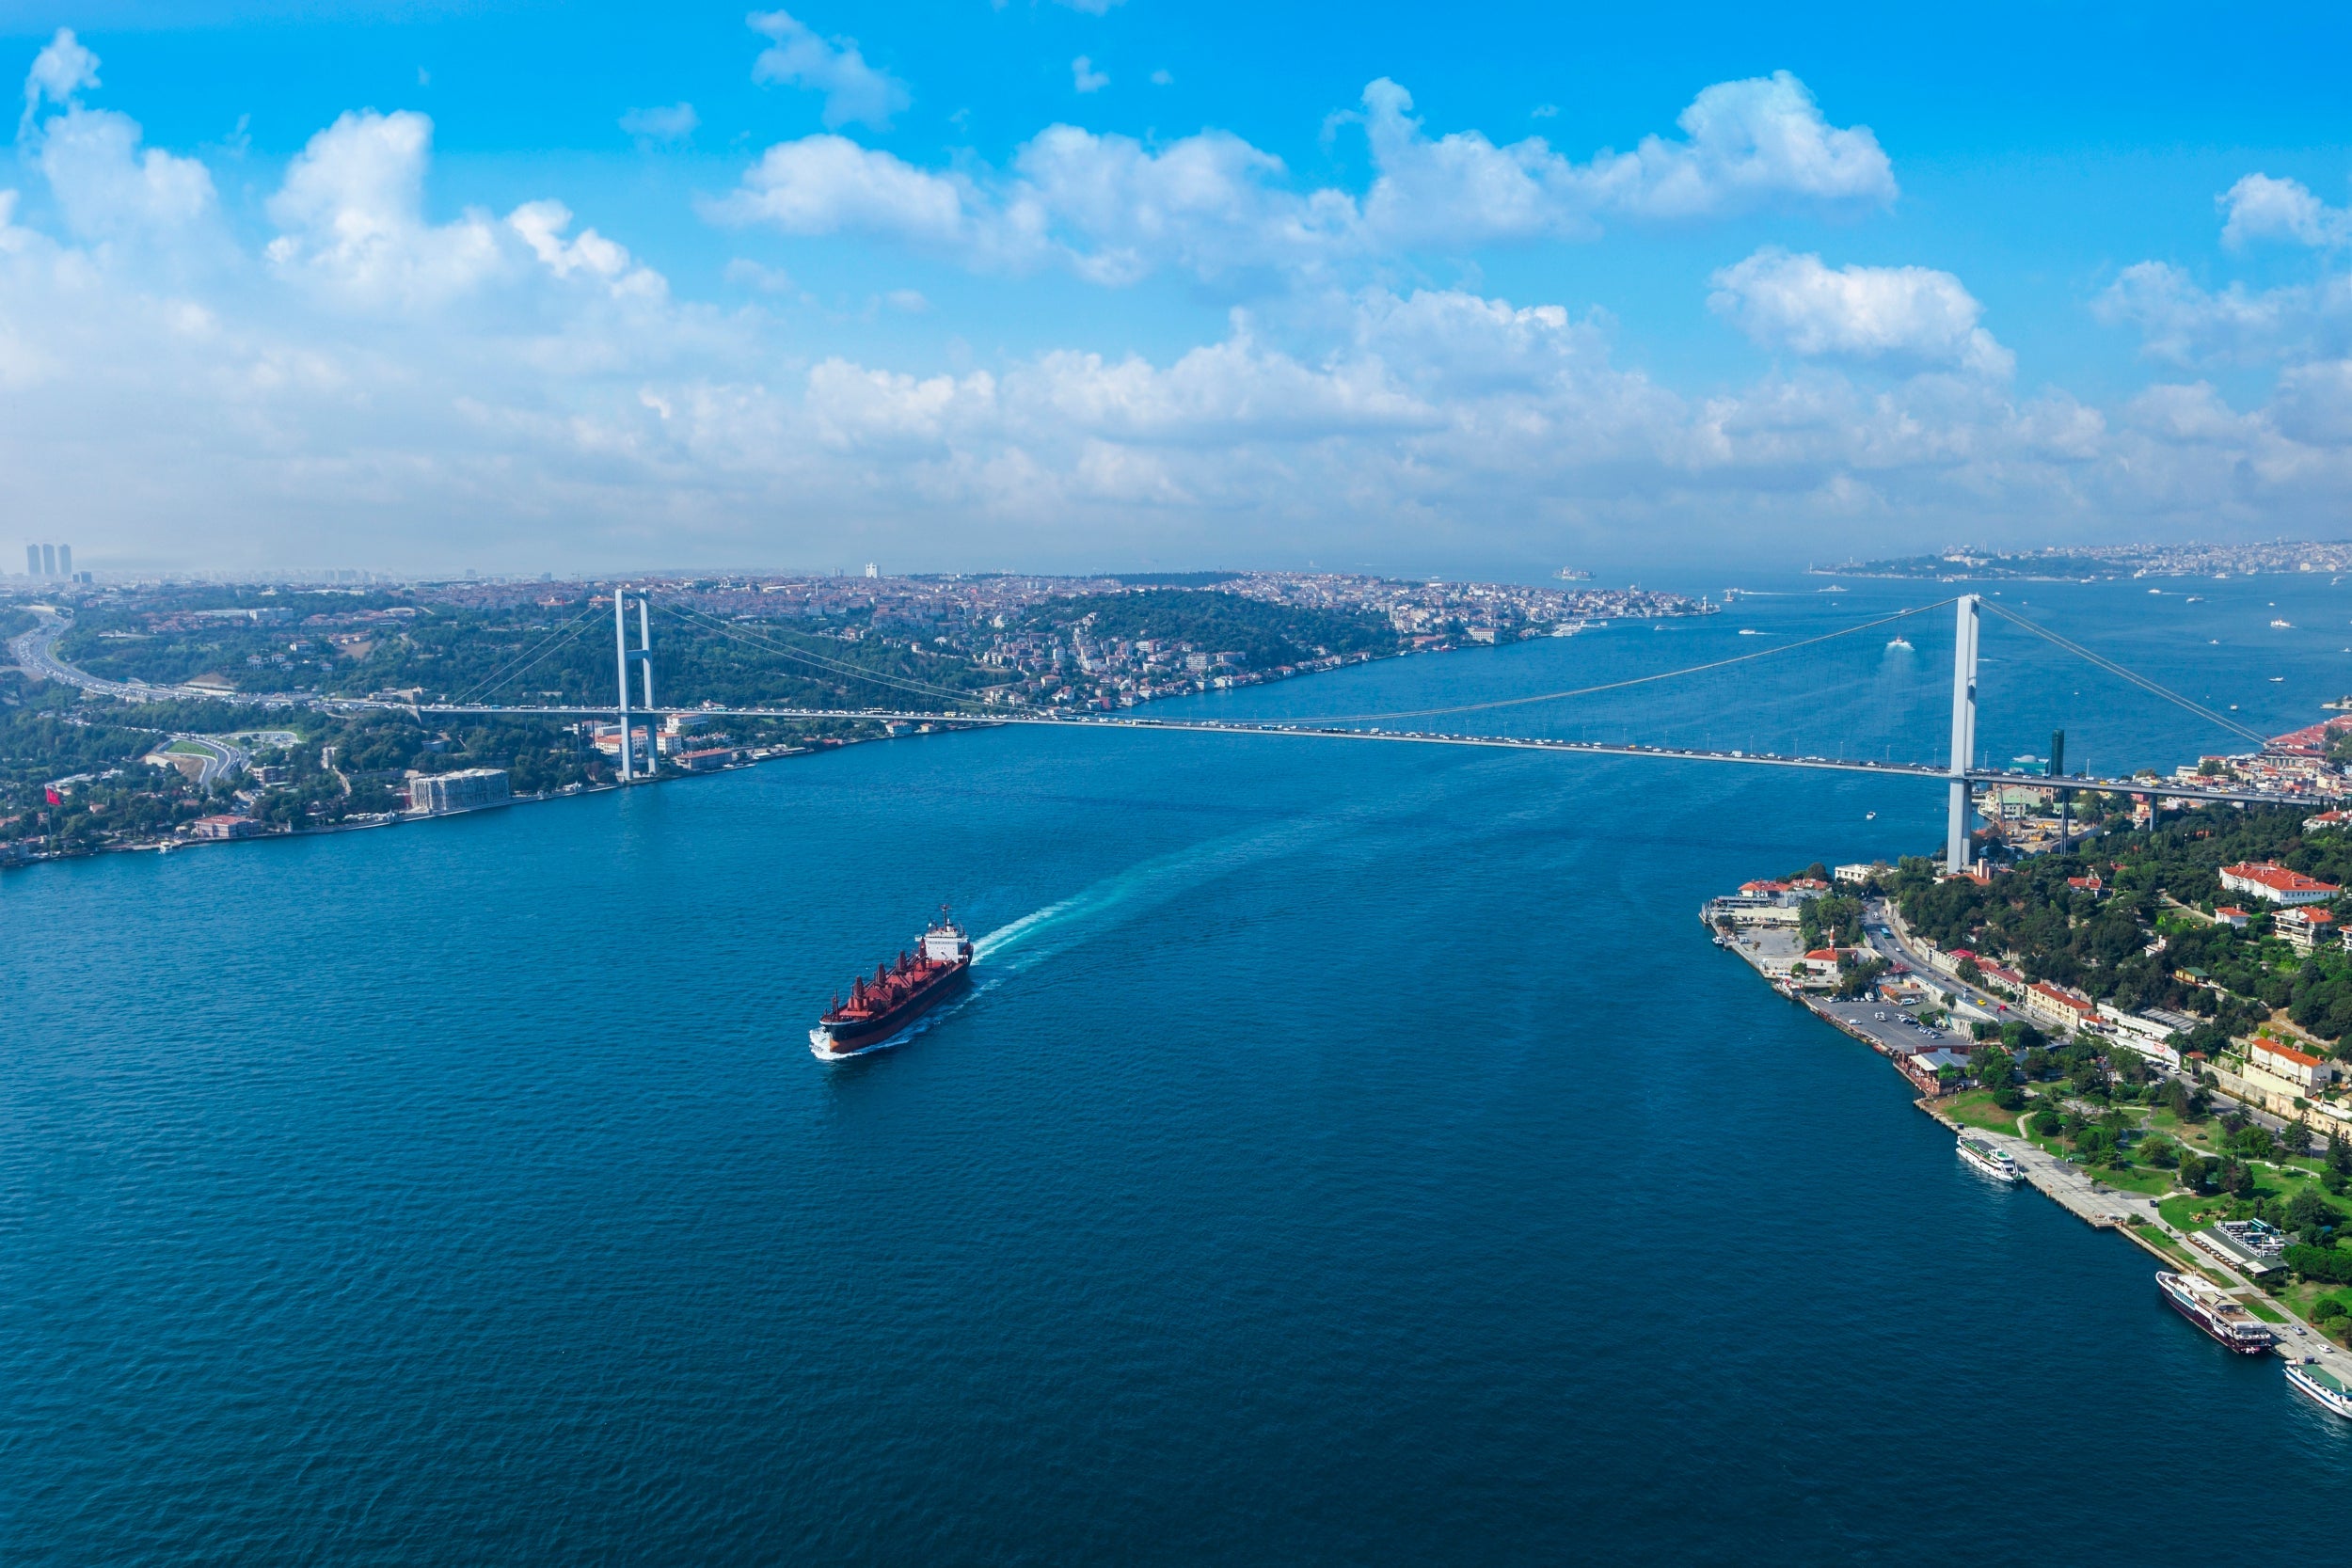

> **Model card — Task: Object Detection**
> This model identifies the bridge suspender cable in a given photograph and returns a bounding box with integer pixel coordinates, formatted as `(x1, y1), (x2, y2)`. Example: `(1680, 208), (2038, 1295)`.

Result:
(1977, 600), (2275, 748)
(447, 602), (606, 706)
(1285, 599), (1958, 723)
(655, 599), (1006, 709)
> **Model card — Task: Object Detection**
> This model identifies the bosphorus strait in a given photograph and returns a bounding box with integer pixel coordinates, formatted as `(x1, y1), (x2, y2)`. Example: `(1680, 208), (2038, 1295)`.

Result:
(9, 578), (2352, 1564)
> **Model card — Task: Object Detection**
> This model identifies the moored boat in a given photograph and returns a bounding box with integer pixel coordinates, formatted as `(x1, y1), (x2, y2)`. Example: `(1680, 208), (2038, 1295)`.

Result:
(2286, 1361), (2352, 1418)
(1958, 1135), (2025, 1183)
(809, 910), (974, 1059)
(2155, 1271), (2276, 1354)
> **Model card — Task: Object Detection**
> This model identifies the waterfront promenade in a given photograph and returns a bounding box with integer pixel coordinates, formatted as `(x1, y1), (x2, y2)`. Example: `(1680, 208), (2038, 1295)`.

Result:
(1716, 895), (2352, 1401)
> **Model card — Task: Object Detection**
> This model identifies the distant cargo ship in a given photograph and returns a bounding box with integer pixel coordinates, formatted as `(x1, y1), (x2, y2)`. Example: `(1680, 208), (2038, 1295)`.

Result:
(2155, 1270), (2275, 1354)
(810, 911), (975, 1059)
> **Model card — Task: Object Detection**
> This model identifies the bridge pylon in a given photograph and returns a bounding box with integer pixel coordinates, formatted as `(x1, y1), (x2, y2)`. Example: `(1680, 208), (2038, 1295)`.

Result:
(1946, 594), (1979, 872)
(612, 585), (657, 781)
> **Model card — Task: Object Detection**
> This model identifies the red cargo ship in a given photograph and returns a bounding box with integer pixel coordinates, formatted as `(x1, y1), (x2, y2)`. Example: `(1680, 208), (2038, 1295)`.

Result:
(809, 911), (974, 1058)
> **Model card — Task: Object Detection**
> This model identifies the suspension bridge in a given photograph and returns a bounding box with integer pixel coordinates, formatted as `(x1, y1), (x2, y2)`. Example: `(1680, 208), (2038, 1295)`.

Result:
(15, 588), (2329, 872)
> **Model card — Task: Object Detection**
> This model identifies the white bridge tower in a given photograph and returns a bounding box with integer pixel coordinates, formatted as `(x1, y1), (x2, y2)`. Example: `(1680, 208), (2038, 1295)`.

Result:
(1946, 594), (1979, 872)
(613, 585), (657, 782)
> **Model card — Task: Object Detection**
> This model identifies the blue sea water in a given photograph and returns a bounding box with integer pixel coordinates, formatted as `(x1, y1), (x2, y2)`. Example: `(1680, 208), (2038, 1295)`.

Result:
(6, 573), (2352, 1563)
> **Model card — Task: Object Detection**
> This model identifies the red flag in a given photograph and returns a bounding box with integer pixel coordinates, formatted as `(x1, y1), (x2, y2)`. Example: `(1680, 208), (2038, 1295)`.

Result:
(44, 786), (62, 805)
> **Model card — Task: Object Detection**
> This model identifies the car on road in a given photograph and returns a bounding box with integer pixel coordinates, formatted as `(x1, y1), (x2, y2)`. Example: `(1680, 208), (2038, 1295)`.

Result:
(1873, 1011), (1887, 1021)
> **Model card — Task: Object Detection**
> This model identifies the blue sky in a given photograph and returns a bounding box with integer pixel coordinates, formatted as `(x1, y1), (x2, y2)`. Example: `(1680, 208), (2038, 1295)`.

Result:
(7, 2), (2352, 576)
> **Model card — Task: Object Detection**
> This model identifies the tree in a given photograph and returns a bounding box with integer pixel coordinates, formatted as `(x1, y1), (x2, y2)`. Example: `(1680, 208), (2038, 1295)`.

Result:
(1956, 956), (1983, 985)
(2330, 1130), (2352, 1177)
(2030, 1108), (2066, 1140)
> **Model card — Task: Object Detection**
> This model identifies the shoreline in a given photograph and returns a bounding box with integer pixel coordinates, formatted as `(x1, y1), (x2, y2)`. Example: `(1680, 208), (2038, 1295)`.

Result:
(1709, 889), (2352, 1407)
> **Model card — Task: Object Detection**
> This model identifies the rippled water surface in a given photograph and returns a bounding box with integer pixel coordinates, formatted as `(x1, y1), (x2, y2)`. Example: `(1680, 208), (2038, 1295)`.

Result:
(7, 575), (2352, 1563)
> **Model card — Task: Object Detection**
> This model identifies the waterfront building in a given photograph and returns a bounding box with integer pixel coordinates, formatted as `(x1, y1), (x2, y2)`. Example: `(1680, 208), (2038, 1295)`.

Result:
(2190, 1221), (2287, 1279)
(2218, 862), (2340, 905)
(409, 768), (512, 814)
(674, 747), (746, 772)
(187, 815), (261, 840)
(2095, 1003), (2190, 1067)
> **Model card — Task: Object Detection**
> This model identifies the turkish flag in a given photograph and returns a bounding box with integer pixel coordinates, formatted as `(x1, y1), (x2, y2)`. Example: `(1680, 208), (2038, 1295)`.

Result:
(44, 786), (62, 805)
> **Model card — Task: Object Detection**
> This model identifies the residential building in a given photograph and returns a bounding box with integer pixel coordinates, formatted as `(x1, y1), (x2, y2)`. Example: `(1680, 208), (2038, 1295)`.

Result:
(2213, 906), (2250, 929)
(1833, 863), (1883, 886)
(409, 768), (512, 813)
(2022, 980), (2098, 1035)
(2219, 862), (2341, 906)
(2306, 810), (2351, 833)
(2065, 873), (2106, 897)
(2247, 1036), (2335, 1095)
(2279, 906), (2338, 952)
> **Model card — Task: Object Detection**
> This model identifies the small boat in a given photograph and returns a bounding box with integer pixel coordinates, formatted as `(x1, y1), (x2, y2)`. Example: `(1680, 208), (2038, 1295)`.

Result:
(1865, 811), (1877, 820)
(1886, 637), (1914, 651)
(2149, 588), (2163, 594)
(2286, 1361), (2352, 1418)
(1958, 1135), (2026, 1184)
(2273, 618), (2294, 628)
(1738, 628), (1761, 637)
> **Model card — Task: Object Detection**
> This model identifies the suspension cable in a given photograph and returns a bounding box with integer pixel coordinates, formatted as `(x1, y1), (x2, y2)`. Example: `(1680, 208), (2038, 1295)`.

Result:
(1283, 600), (1956, 723)
(1978, 600), (2273, 748)
(449, 602), (604, 705)
(657, 600), (1007, 708)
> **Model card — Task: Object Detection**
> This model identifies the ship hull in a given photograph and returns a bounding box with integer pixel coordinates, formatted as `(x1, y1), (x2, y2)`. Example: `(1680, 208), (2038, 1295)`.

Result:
(2159, 1281), (2274, 1354)
(809, 961), (971, 1058)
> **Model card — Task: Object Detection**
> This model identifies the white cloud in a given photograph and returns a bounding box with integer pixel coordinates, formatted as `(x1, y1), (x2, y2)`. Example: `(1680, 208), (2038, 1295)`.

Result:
(19, 26), (98, 140)
(748, 9), (909, 130)
(2220, 173), (2351, 250)
(264, 110), (507, 307)
(1073, 55), (1109, 94)
(507, 199), (665, 298)
(619, 102), (698, 143)
(11, 71), (2352, 576)
(35, 105), (217, 241)
(1358, 72), (1895, 247)
(711, 71), (1893, 288)
(1151, 69), (1172, 87)
(1708, 248), (2011, 376)
(884, 287), (929, 312)
(2095, 260), (2352, 366)
(705, 134), (975, 246)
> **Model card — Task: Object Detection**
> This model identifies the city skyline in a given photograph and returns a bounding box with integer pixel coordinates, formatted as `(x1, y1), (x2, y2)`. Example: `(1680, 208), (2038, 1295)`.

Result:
(7, 4), (2352, 576)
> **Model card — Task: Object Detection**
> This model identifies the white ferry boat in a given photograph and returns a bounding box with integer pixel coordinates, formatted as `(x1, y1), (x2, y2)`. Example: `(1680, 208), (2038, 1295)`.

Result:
(2286, 1361), (2352, 1418)
(2155, 1271), (2276, 1354)
(1958, 1135), (2025, 1183)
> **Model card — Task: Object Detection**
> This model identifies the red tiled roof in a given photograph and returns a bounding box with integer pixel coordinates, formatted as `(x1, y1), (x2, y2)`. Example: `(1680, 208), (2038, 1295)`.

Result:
(2253, 1037), (2324, 1069)
(2222, 863), (2341, 894)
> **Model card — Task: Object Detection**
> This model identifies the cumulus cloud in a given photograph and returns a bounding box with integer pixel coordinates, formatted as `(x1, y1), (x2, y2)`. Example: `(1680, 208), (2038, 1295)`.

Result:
(18, 26), (97, 139)
(710, 71), (1893, 287)
(1359, 72), (1895, 247)
(1708, 248), (2011, 376)
(748, 9), (909, 130)
(2220, 173), (2352, 250)
(1072, 55), (1109, 94)
(619, 102), (698, 143)
(264, 110), (505, 306)
(10, 64), (2352, 575)
(2095, 260), (2352, 366)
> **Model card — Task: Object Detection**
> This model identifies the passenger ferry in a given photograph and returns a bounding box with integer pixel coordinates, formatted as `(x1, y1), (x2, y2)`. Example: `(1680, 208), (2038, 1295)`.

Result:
(1957, 1135), (2025, 1184)
(2155, 1271), (2276, 1354)
(2286, 1361), (2352, 1419)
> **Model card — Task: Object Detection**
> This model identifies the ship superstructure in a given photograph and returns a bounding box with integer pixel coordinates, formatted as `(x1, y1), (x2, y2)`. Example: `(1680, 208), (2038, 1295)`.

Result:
(810, 911), (975, 1059)
(2155, 1271), (2276, 1355)
(1957, 1135), (2025, 1184)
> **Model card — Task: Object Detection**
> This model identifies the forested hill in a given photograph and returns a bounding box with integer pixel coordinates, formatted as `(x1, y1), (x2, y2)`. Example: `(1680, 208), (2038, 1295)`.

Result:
(1017, 590), (1395, 669)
